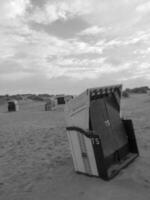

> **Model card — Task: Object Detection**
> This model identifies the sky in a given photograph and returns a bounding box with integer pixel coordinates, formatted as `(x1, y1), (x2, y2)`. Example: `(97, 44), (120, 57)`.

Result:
(0, 0), (150, 94)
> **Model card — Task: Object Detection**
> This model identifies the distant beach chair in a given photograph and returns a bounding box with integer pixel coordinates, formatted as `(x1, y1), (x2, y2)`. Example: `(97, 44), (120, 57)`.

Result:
(147, 90), (150, 95)
(45, 100), (55, 111)
(56, 95), (66, 105)
(8, 100), (19, 112)
(122, 90), (130, 98)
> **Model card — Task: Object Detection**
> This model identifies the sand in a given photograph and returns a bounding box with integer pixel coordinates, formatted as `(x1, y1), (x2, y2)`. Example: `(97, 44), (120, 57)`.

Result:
(0, 94), (150, 200)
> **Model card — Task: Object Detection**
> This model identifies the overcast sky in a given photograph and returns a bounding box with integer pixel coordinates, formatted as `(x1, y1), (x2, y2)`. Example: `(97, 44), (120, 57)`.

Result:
(0, 0), (150, 94)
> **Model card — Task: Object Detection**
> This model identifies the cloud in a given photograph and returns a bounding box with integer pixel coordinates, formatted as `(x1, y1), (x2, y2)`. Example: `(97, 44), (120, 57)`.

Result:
(0, 72), (33, 81)
(1, 21), (150, 83)
(104, 30), (150, 48)
(52, 62), (132, 80)
(0, 0), (30, 21)
(83, 0), (145, 32)
(0, 0), (150, 93)
(0, 0), (32, 60)
(136, 1), (150, 13)
(0, 25), (104, 81)
(55, 57), (106, 66)
(79, 26), (107, 36)
(29, 0), (92, 24)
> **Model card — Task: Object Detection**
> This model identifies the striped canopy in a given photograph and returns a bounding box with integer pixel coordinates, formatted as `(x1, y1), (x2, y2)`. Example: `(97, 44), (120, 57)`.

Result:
(89, 84), (122, 111)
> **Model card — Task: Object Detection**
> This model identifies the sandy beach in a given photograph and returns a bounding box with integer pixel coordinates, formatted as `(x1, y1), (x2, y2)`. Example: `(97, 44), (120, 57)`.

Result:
(0, 94), (150, 200)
